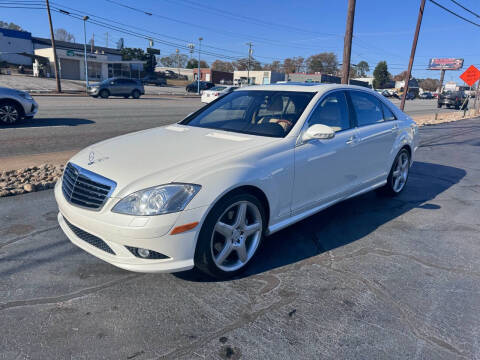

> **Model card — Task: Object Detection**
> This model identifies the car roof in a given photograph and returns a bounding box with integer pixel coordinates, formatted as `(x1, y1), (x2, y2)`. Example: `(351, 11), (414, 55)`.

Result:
(235, 83), (372, 93)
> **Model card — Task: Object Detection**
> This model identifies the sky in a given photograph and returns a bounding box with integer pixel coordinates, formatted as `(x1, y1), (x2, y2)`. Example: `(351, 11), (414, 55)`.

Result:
(2, 0), (480, 83)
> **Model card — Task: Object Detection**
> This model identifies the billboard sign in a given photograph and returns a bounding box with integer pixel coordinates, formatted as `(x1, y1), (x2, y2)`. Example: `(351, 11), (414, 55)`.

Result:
(428, 58), (464, 70)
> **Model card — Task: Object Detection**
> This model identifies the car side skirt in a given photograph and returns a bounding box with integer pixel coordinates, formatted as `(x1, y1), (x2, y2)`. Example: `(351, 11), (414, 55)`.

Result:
(266, 180), (387, 235)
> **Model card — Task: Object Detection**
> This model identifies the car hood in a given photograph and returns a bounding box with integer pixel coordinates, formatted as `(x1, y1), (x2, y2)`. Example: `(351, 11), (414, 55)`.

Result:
(69, 124), (276, 197)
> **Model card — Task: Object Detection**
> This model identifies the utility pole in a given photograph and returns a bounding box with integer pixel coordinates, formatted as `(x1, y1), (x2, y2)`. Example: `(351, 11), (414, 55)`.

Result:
(176, 48), (180, 77)
(246, 42), (253, 85)
(105, 32), (109, 48)
(197, 37), (203, 95)
(91, 33), (94, 53)
(341, 0), (356, 84)
(400, 0), (426, 111)
(45, 0), (61, 92)
(83, 16), (90, 91)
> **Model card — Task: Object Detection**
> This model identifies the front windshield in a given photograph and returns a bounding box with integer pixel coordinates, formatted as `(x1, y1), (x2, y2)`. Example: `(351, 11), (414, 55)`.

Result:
(181, 90), (315, 138)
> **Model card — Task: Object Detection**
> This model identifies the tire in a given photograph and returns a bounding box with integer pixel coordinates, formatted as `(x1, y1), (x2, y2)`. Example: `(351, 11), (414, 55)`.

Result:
(455, 105), (460, 110)
(124, 95), (130, 99)
(99, 89), (109, 99)
(446, 104), (450, 109)
(0, 101), (22, 125)
(378, 149), (410, 196)
(437, 103), (442, 108)
(194, 193), (266, 279)
(132, 89), (141, 99)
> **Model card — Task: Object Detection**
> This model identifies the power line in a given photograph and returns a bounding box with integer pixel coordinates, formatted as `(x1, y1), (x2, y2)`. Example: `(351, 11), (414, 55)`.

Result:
(429, 0), (480, 27)
(449, 0), (480, 18)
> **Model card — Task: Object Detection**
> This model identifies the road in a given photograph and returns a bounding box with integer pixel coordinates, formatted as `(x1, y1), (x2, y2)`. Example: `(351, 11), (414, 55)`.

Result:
(1, 118), (479, 359)
(0, 96), (469, 160)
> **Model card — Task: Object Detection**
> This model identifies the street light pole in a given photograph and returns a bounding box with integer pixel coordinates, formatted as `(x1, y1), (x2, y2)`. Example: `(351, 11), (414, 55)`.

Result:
(83, 16), (90, 92)
(197, 37), (203, 95)
(45, 0), (61, 92)
(176, 48), (180, 77)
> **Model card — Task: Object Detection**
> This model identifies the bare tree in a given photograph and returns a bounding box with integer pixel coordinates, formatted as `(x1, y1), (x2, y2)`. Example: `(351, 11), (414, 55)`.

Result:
(263, 60), (281, 72)
(160, 53), (188, 68)
(54, 28), (75, 42)
(0, 21), (22, 31)
(211, 60), (235, 72)
(232, 57), (261, 71)
(356, 61), (370, 77)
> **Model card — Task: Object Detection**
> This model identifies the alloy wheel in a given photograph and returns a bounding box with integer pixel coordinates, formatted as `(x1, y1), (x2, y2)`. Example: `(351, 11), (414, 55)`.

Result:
(0, 104), (19, 124)
(210, 201), (262, 272)
(392, 152), (409, 193)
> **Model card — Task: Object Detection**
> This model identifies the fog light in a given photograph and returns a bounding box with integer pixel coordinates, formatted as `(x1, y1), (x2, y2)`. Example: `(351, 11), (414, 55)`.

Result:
(137, 248), (150, 258)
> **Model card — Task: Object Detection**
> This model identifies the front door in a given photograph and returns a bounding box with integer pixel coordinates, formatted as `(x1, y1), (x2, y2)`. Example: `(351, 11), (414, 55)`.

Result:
(293, 91), (359, 214)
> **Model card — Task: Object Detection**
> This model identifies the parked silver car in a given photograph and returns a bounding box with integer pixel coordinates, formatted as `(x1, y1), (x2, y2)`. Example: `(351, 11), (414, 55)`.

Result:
(0, 86), (38, 125)
(88, 77), (145, 99)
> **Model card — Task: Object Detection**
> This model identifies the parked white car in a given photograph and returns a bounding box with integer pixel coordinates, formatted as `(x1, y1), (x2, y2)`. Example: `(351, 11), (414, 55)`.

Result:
(55, 84), (419, 279)
(201, 85), (237, 103)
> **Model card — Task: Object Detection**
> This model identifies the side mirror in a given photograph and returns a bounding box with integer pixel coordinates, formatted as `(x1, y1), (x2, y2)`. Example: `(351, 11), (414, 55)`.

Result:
(302, 124), (335, 142)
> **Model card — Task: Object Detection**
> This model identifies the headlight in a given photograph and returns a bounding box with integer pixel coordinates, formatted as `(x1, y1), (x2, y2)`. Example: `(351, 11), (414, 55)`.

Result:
(112, 183), (201, 216)
(18, 92), (33, 100)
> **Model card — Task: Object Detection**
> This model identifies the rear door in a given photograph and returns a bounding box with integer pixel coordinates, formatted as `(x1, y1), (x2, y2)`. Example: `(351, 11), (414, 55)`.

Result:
(347, 90), (398, 187)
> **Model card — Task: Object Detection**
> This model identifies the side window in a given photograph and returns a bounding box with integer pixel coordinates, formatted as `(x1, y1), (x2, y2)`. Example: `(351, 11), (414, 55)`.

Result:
(381, 103), (396, 121)
(350, 91), (384, 126)
(308, 91), (350, 132)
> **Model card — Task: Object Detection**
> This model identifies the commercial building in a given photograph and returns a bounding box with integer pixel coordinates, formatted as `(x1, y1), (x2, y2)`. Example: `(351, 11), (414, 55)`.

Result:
(286, 72), (369, 87)
(234, 70), (285, 85)
(0, 28), (34, 65)
(33, 38), (144, 81)
(197, 68), (233, 84)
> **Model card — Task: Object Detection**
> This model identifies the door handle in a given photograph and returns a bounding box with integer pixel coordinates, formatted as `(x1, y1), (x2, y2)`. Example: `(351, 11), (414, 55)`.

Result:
(391, 123), (399, 132)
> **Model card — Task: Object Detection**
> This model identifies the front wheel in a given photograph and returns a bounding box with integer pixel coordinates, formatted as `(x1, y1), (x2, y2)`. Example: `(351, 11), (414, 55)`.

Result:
(0, 102), (21, 125)
(194, 193), (265, 279)
(378, 149), (410, 196)
(132, 89), (141, 99)
(99, 89), (109, 99)
(437, 103), (442, 108)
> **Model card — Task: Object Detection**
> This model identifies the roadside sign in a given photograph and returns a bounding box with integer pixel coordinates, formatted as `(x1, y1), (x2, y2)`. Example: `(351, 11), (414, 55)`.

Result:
(460, 65), (480, 87)
(147, 48), (160, 55)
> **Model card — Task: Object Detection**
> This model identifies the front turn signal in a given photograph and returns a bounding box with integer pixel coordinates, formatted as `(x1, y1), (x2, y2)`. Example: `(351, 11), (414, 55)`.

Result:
(170, 222), (199, 235)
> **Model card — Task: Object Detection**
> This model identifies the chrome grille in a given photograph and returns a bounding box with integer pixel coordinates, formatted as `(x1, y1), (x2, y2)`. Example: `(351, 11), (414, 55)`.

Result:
(62, 162), (116, 210)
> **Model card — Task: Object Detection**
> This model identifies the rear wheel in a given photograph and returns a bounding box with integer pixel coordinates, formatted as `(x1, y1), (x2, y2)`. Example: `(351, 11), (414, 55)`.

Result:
(194, 193), (265, 279)
(446, 104), (451, 109)
(378, 149), (410, 196)
(99, 89), (109, 99)
(0, 101), (21, 125)
(132, 89), (141, 99)
(437, 103), (442, 108)
(123, 95), (130, 99)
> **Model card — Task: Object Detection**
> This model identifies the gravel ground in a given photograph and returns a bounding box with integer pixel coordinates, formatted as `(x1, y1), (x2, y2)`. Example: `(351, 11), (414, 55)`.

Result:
(0, 164), (64, 197)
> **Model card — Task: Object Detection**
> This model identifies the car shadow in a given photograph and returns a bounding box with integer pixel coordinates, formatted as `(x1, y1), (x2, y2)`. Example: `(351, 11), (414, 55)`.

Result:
(174, 161), (466, 282)
(0, 118), (94, 128)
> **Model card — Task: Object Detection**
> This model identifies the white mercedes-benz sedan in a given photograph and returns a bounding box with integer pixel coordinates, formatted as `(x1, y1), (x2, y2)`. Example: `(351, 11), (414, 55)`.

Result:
(55, 84), (419, 279)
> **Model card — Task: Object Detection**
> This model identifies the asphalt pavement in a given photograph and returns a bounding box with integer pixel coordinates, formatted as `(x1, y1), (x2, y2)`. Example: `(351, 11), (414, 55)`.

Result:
(0, 96), (468, 160)
(1, 118), (479, 359)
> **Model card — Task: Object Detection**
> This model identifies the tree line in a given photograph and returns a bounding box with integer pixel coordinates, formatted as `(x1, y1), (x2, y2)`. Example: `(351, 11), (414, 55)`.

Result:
(372, 61), (441, 91)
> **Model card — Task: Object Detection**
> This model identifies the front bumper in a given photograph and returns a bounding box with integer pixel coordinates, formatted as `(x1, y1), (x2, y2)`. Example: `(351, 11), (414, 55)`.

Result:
(23, 99), (38, 117)
(87, 87), (100, 96)
(55, 181), (208, 273)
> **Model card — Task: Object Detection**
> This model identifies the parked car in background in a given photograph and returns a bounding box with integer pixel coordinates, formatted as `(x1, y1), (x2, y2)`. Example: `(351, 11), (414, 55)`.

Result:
(186, 81), (215, 93)
(55, 84), (418, 279)
(0, 86), (38, 125)
(201, 85), (237, 103)
(142, 74), (167, 86)
(419, 92), (433, 99)
(88, 78), (145, 99)
(381, 90), (399, 99)
(437, 90), (468, 109)
(405, 92), (416, 100)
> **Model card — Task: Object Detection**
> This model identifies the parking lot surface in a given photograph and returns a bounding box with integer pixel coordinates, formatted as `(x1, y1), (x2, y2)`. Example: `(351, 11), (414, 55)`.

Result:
(1, 118), (480, 359)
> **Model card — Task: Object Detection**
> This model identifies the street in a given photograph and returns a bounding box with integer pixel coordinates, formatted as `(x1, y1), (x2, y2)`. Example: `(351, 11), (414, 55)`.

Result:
(0, 95), (467, 160)
(1, 118), (479, 359)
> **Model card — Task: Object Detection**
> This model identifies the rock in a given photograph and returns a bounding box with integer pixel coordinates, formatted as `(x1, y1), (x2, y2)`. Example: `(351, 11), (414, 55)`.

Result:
(0, 190), (9, 197)
(23, 183), (36, 192)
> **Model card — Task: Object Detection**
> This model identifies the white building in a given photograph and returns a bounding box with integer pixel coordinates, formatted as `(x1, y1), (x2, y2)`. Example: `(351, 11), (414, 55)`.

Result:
(0, 28), (34, 66)
(234, 70), (285, 85)
(33, 37), (144, 81)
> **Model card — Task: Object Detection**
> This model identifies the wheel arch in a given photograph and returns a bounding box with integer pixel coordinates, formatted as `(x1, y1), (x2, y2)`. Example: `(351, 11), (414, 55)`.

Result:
(208, 185), (271, 228)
